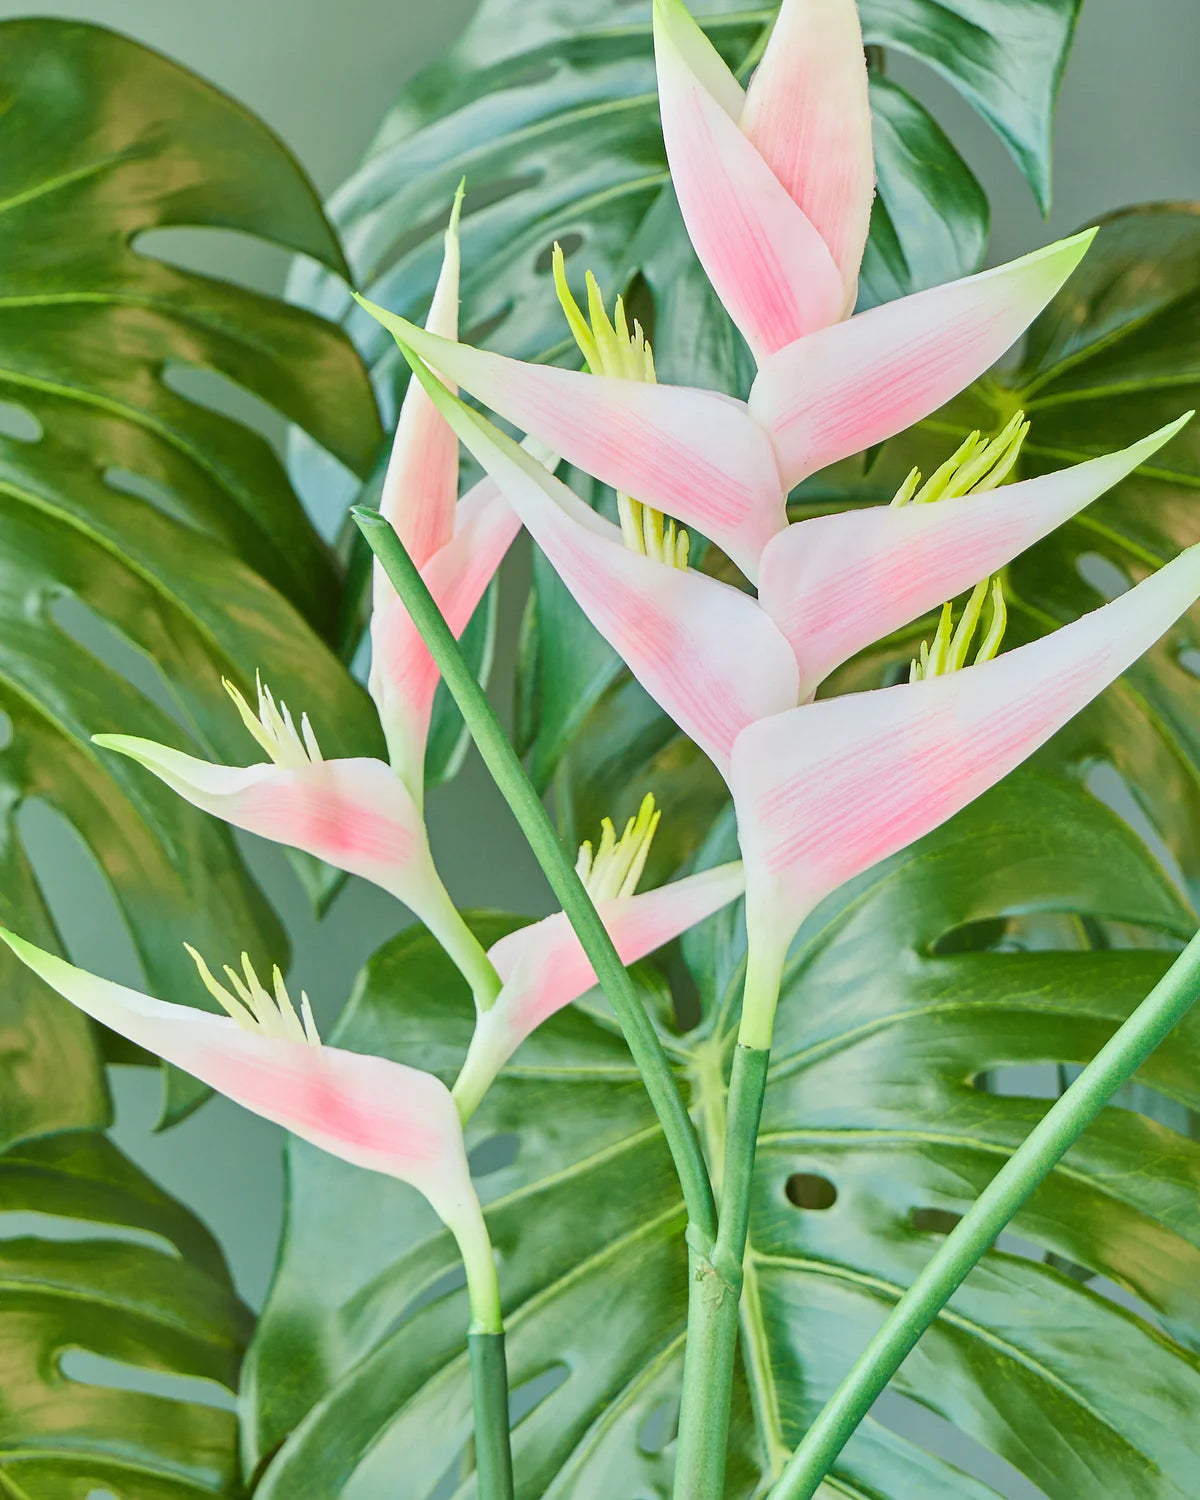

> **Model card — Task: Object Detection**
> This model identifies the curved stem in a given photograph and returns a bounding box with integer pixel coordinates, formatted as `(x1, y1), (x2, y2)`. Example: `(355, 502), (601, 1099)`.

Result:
(355, 508), (717, 1243)
(674, 1044), (771, 1499)
(768, 925), (1200, 1500)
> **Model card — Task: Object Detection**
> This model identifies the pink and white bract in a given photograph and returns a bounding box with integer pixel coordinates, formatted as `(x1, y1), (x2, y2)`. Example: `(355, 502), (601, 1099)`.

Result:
(454, 860), (746, 1115)
(0, 930), (487, 1246)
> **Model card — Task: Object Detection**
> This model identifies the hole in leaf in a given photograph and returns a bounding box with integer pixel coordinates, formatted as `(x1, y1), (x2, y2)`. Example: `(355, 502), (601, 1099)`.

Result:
(87, 1492), (119, 1500)
(103, 465), (197, 529)
(536, 230), (584, 275)
(60, 1349), (235, 1410)
(133, 226), (294, 294)
(468, 1133), (520, 1178)
(1076, 550), (1132, 599)
(16, 798), (145, 990)
(928, 915), (1012, 956)
(0, 1210), (176, 1256)
(0, 398), (41, 443)
(1179, 646), (1200, 677)
(161, 362), (286, 449)
(637, 1395), (680, 1454)
(874, 1388), (1050, 1498)
(1085, 760), (1187, 895)
(48, 592), (190, 726)
(511, 1361), (569, 1424)
(785, 1172), (837, 1210)
(910, 1206), (962, 1236)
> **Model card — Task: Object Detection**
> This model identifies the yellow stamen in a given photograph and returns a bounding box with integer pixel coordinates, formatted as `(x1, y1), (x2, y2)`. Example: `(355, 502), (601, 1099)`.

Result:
(910, 577), (1008, 682)
(552, 247), (688, 569)
(575, 793), (661, 902)
(891, 411), (1030, 508)
(186, 943), (320, 1047)
(224, 671), (322, 768)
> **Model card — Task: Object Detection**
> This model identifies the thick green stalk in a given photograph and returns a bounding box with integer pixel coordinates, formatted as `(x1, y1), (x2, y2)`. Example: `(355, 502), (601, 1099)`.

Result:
(674, 1044), (770, 1499)
(469, 1332), (515, 1500)
(769, 926), (1200, 1500)
(354, 507), (717, 1243)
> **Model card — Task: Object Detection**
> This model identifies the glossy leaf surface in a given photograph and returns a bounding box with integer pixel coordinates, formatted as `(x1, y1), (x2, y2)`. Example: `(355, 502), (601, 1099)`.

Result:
(0, 17), (385, 1119)
(246, 775), (1200, 1497)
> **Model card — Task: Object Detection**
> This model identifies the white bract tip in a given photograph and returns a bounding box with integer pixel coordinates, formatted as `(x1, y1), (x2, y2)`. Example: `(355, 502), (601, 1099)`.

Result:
(224, 672), (323, 769)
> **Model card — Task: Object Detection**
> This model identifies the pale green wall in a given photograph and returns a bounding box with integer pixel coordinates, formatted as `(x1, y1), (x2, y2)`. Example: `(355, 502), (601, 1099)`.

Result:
(4, 2), (1199, 1494)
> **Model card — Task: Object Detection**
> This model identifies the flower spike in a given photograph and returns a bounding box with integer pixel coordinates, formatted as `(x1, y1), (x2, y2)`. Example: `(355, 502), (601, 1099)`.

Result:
(185, 944), (320, 1046)
(757, 416), (1191, 700)
(389, 342), (800, 777)
(355, 291), (787, 580)
(576, 794), (662, 901)
(739, 0), (875, 305)
(652, 0), (845, 359)
(732, 542), (1200, 1046)
(0, 930), (485, 1242)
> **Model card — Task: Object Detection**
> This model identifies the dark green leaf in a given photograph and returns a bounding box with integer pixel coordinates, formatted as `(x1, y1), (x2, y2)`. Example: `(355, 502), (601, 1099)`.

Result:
(246, 775), (1200, 1497)
(0, 1129), (252, 1497)
(0, 17), (386, 1115)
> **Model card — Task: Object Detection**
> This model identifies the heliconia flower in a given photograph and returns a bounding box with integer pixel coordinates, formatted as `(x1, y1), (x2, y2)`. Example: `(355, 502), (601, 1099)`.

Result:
(366, 183), (532, 800)
(0, 931), (489, 1251)
(652, 0), (864, 358)
(731, 543), (1200, 1045)
(95, 678), (501, 1009)
(757, 414), (1192, 700)
(352, 0), (1096, 585)
(452, 796), (746, 1117)
(391, 353), (800, 778)
(385, 348), (1199, 1047)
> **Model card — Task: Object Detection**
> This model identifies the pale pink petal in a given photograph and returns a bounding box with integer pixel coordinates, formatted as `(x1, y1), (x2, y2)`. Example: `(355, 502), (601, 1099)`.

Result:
(749, 232), (1096, 489)
(376, 192), (463, 568)
(370, 477), (521, 793)
(0, 932), (479, 1233)
(653, 0), (845, 359)
(454, 862), (745, 1112)
(740, 0), (874, 304)
(389, 366), (800, 776)
(731, 543), (1200, 1035)
(759, 418), (1191, 698)
(356, 294), (786, 580)
(91, 739), (493, 996)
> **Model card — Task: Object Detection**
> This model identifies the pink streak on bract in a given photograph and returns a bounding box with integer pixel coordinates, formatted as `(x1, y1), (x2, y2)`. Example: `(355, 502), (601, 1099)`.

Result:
(748, 235), (1093, 488)
(382, 317), (786, 580)
(655, 2), (844, 359)
(740, 0), (874, 301)
(732, 543), (1200, 957)
(487, 862), (746, 1050)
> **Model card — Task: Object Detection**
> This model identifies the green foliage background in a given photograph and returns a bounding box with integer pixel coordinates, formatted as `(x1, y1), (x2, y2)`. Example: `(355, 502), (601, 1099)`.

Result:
(2, 1), (1199, 1497)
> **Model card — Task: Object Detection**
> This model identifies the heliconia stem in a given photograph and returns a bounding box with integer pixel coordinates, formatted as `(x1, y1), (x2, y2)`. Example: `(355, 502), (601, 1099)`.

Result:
(766, 925), (1200, 1499)
(352, 505), (718, 1244)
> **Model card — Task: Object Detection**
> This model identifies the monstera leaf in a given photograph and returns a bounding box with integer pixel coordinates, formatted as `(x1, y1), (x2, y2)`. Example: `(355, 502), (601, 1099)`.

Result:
(0, 1129), (252, 1498)
(0, 17), (386, 1122)
(243, 773), (1200, 1498)
(285, 0), (1081, 786)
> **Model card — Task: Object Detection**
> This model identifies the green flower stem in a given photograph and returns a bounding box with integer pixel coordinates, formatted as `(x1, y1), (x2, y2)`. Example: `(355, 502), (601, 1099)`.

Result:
(469, 1332), (514, 1500)
(453, 1204), (511, 1496)
(353, 506), (717, 1246)
(674, 1044), (770, 1499)
(769, 925), (1200, 1500)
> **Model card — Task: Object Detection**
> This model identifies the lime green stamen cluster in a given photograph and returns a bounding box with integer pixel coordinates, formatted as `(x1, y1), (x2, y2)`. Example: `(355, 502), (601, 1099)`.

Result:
(225, 672), (322, 768)
(576, 793), (661, 901)
(910, 576), (1008, 682)
(187, 945), (321, 1046)
(552, 244), (689, 569)
(891, 410), (1030, 508)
